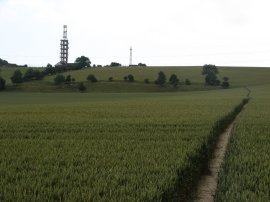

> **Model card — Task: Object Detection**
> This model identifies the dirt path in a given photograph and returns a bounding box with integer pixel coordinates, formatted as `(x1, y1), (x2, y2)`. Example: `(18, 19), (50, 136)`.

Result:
(193, 121), (235, 202)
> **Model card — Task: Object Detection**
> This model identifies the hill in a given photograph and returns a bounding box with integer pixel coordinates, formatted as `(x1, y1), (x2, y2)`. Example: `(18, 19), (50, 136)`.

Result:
(1, 66), (270, 92)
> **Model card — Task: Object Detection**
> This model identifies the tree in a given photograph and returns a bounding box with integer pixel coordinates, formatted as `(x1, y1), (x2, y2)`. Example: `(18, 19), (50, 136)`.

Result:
(44, 66), (56, 75)
(155, 71), (166, 86)
(202, 64), (220, 86)
(108, 77), (113, 82)
(144, 78), (149, 84)
(47, 63), (53, 68)
(11, 69), (23, 84)
(54, 74), (65, 85)
(221, 76), (230, 88)
(185, 78), (191, 85)
(0, 58), (8, 67)
(127, 74), (134, 82)
(23, 68), (35, 81)
(110, 62), (121, 67)
(169, 74), (179, 88)
(138, 63), (147, 67)
(0, 77), (5, 91)
(78, 82), (86, 92)
(87, 74), (97, 83)
(65, 75), (72, 84)
(75, 56), (91, 68)
(33, 69), (43, 80)
(124, 76), (128, 81)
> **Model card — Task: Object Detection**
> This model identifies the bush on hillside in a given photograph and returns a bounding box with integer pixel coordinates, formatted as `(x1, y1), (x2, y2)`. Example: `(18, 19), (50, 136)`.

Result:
(87, 74), (98, 83)
(54, 74), (65, 85)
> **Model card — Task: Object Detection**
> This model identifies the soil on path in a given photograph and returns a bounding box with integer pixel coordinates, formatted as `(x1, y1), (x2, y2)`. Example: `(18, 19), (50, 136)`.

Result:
(193, 121), (235, 202)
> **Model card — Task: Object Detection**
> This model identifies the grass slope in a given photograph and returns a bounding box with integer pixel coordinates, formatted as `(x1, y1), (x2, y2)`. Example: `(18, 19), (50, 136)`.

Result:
(2, 66), (270, 93)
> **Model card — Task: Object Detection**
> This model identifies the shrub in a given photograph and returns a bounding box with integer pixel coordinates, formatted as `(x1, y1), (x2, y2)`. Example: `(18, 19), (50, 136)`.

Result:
(144, 78), (150, 84)
(169, 74), (179, 88)
(54, 74), (65, 85)
(124, 76), (128, 81)
(185, 79), (191, 85)
(127, 74), (134, 82)
(108, 77), (113, 82)
(0, 77), (6, 91)
(78, 82), (86, 92)
(87, 74), (97, 83)
(65, 75), (71, 84)
(11, 69), (23, 84)
(155, 71), (166, 86)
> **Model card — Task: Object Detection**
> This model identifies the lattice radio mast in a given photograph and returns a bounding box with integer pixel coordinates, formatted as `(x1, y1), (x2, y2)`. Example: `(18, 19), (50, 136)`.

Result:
(129, 46), (132, 66)
(60, 25), (69, 64)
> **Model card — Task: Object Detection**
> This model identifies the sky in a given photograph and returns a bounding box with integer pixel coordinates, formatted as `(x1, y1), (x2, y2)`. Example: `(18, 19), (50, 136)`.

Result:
(1, 0), (270, 67)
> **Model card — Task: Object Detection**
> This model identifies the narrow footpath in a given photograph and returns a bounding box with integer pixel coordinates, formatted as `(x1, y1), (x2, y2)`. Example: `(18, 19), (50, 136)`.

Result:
(193, 118), (236, 202)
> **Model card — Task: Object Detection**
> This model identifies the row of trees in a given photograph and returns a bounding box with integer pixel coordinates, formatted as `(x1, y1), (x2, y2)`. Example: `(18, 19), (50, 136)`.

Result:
(10, 68), (44, 84)
(202, 64), (230, 88)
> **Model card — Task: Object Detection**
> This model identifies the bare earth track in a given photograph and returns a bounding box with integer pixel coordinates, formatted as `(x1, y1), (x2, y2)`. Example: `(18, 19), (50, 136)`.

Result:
(193, 118), (236, 202)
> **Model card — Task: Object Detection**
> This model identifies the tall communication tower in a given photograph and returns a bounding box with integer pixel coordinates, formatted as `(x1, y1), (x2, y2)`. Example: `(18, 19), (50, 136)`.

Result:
(129, 46), (132, 66)
(60, 25), (69, 64)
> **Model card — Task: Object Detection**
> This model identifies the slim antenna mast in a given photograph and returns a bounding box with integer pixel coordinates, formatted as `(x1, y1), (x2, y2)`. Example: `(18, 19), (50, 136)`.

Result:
(129, 46), (132, 66)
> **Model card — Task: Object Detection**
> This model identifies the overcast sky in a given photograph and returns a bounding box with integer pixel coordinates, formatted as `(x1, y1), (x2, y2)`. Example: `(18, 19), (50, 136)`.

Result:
(1, 0), (270, 67)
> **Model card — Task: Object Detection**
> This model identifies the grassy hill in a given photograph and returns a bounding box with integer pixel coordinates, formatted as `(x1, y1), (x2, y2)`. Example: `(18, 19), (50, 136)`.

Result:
(1, 66), (270, 92)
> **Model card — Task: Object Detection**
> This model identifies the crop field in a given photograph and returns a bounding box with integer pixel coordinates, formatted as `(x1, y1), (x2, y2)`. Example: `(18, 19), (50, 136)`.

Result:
(0, 89), (246, 201)
(215, 85), (270, 201)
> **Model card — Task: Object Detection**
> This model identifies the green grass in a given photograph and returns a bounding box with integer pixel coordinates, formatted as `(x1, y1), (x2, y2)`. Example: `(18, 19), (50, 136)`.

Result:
(0, 89), (246, 201)
(3, 66), (270, 93)
(215, 84), (270, 201)
(0, 67), (28, 84)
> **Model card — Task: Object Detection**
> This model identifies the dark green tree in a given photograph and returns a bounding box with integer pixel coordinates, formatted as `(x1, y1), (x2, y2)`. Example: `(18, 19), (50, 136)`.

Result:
(0, 58), (8, 67)
(54, 74), (65, 85)
(108, 77), (113, 82)
(155, 71), (166, 86)
(87, 74), (97, 83)
(0, 77), (6, 90)
(185, 78), (191, 85)
(75, 56), (91, 68)
(110, 62), (121, 67)
(127, 74), (134, 82)
(23, 68), (35, 81)
(47, 63), (53, 68)
(202, 64), (220, 86)
(221, 76), (230, 88)
(78, 82), (86, 92)
(169, 74), (179, 88)
(11, 69), (23, 84)
(65, 75), (72, 84)
(124, 76), (128, 81)
(144, 78), (149, 84)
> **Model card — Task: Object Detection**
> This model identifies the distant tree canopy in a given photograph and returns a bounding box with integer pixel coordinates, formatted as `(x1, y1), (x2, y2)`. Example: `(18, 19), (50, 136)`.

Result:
(0, 77), (6, 90)
(127, 74), (135, 82)
(155, 71), (166, 86)
(47, 63), (53, 68)
(75, 56), (91, 68)
(202, 64), (220, 86)
(138, 63), (147, 67)
(87, 74), (98, 83)
(110, 62), (122, 67)
(0, 58), (8, 67)
(11, 69), (23, 84)
(169, 74), (179, 88)
(78, 82), (86, 92)
(54, 74), (65, 85)
(221, 77), (230, 88)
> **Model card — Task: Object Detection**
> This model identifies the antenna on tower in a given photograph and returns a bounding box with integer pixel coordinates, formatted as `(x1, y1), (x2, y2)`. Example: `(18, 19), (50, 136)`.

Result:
(63, 25), (67, 39)
(129, 46), (132, 66)
(60, 25), (69, 64)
